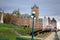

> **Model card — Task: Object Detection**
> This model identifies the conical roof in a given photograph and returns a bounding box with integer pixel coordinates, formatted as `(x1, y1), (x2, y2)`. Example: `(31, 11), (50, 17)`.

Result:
(51, 18), (56, 23)
(48, 17), (51, 21)
(31, 4), (38, 9)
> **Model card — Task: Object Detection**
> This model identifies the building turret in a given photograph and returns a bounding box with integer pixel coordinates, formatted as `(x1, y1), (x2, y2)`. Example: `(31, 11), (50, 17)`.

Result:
(12, 8), (20, 18)
(43, 16), (48, 28)
(51, 18), (57, 29)
(48, 17), (51, 24)
(31, 4), (39, 20)
(51, 18), (57, 23)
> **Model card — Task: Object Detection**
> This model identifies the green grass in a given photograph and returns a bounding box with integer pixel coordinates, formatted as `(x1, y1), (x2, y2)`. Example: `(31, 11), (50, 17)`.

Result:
(0, 23), (32, 40)
(0, 28), (39, 40)
(0, 24), (18, 40)
(0, 23), (17, 28)
(0, 23), (32, 35)
(0, 29), (17, 40)
(16, 27), (32, 35)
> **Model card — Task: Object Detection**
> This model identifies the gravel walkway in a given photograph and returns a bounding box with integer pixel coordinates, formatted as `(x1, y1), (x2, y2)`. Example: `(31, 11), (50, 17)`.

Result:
(45, 32), (55, 40)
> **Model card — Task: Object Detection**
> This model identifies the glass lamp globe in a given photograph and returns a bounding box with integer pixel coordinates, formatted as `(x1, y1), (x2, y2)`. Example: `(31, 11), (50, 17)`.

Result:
(34, 17), (36, 20)
(31, 15), (34, 18)
(32, 11), (35, 14)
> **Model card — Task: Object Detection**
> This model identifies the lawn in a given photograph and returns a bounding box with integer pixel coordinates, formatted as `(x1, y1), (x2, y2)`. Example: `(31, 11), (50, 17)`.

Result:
(15, 27), (32, 35)
(0, 24), (19, 40)
(0, 23), (17, 28)
(0, 28), (17, 40)
(0, 23), (40, 40)
(0, 23), (32, 35)
(0, 29), (39, 40)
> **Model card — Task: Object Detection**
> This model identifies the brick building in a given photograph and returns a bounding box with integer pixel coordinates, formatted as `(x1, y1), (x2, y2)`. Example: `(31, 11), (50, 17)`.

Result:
(12, 4), (43, 30)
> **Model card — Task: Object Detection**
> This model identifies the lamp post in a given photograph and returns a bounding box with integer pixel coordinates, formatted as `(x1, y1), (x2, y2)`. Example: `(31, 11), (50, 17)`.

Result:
(31, 11), (35, 40)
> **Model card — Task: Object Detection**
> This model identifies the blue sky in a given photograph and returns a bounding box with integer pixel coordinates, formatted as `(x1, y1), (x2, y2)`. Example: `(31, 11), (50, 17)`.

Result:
(0, 0), (60, 16)
(0, 0), (60, 29)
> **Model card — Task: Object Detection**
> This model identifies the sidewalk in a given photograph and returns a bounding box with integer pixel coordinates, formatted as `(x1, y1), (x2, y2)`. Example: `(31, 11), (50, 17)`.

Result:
(45, 32), (55, 40)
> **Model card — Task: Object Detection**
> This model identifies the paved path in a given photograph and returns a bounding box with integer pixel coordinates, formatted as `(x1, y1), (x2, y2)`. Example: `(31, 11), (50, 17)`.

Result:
(45, 32), (55, 40)
(55, 31), (60, 40)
